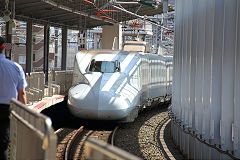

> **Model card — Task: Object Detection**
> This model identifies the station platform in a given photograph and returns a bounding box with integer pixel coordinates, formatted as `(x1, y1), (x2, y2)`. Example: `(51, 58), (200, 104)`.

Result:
(27, 94), (66, 112)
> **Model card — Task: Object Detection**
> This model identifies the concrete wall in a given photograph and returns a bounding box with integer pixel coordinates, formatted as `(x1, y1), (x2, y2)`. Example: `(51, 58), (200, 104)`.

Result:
(171, 0), (240, 159)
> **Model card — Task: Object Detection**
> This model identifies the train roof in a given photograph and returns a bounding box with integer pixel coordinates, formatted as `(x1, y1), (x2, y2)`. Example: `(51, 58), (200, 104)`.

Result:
(76, 49), (172, 62)
(76, 49), (140, 56)
(123, 41), (150, 53)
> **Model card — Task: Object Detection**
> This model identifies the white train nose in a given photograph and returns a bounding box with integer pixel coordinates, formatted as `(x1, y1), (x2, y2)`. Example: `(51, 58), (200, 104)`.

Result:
(97, 91), (132, 120)
(68, 84), (99, 118)
(68, 84), (133, 120)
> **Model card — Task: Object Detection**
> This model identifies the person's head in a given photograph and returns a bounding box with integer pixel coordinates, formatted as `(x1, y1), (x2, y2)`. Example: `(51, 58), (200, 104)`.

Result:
(0, 36), (5, 53)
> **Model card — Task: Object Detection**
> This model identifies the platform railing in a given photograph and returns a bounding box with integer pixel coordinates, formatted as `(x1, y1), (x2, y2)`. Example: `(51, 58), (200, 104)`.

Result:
(9, 98), (57, 160)
(25, 70), (73, 104)
(54, 70), (73, 94)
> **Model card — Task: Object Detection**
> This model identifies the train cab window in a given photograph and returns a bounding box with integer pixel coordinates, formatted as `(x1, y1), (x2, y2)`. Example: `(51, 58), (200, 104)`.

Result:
(89, 60), (120, 73)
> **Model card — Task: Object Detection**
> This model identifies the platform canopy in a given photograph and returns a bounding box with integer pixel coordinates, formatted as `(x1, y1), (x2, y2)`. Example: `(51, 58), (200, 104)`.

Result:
(0, 0), (173, 29)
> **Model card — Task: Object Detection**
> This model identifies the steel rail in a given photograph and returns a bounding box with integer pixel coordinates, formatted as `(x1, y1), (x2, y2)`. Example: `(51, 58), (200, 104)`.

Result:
(111, 125), (119, 146)
(64, 126), (84, 160)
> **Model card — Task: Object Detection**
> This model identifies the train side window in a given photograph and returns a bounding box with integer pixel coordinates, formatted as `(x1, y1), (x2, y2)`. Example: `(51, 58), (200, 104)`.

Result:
(130, 68), (139, 90)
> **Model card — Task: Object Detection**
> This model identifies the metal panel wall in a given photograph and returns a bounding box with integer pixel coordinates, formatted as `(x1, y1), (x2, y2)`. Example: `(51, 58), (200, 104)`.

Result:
(171, 0), (240, 159)
(234, 1), (240, 155)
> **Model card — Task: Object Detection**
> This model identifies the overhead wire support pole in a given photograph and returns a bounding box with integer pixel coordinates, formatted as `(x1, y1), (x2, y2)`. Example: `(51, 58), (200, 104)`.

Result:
(44, 24), (50, 82)
(161, 0), (168, 41)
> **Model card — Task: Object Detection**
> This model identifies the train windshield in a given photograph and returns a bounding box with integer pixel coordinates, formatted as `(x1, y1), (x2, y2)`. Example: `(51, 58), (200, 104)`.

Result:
(89, 60), (120, 73)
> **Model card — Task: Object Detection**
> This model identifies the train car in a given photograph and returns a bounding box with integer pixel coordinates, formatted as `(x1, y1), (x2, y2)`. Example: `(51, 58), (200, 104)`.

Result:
(67, 42), (173, 122)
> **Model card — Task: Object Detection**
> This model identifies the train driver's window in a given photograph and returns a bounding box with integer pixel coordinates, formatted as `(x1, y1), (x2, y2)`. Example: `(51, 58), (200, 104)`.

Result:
(89, 59), (95, 71)
(89, 61), (117, 73)
(100, 61), (115, 73)
(115, 60), (120, 72)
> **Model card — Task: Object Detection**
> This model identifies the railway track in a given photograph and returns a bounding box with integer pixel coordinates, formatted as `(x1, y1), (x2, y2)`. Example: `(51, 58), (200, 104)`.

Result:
(114, 102), (184, 160)
(55, 124), (119, 160)
(52, 100), (184, 160)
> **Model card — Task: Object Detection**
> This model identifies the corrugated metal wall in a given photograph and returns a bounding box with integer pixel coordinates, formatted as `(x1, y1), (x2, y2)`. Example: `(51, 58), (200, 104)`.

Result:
(171, 0), (240, 159)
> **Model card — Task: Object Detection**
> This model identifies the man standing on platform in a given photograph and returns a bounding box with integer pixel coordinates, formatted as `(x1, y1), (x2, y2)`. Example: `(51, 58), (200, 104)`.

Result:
(0, 36), (27, 160)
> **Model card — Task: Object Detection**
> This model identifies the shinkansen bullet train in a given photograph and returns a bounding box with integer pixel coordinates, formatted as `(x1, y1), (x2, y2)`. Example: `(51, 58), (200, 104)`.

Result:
(67, 41), (173, 122)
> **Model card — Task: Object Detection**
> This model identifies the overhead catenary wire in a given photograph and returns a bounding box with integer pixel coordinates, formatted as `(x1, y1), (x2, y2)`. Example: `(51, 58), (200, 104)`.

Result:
(112, 4), (172, 31)
(81, 0), (118, 23)
(81, 0), (173, 32)
(42, 0), (115, 24)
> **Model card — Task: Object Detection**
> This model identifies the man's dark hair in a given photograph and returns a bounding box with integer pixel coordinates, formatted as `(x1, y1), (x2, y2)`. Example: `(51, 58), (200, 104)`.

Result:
(0, 36), (5, 53)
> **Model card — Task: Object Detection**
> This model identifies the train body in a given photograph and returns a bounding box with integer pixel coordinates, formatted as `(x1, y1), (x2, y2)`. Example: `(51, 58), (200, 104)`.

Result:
(68, 43), (173, 122)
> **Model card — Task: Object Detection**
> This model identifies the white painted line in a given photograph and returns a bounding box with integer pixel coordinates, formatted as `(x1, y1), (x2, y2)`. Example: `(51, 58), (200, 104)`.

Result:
(160, 119), (176, 160)
(55, 128), (64, 134)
